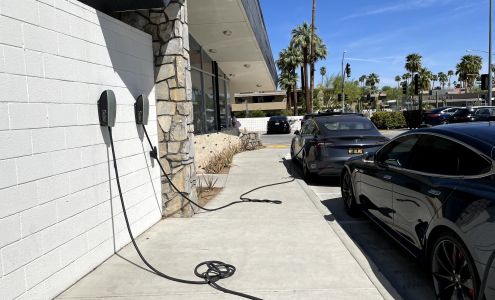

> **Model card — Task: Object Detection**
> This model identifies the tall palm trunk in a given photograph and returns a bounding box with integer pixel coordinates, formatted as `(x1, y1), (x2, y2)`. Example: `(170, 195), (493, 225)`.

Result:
(293, 85), (298, 116)
(310, 63), (315, 113)
(309, 0), (316, 114)
(286, 85), (292, 111)
(300, 66), (305, 95)
(303, 48), (310, 113)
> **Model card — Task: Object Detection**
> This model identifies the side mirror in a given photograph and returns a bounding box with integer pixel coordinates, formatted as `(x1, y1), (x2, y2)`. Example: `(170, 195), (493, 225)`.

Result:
(294, 130), (300, 135)
(363, 152), (375, 162)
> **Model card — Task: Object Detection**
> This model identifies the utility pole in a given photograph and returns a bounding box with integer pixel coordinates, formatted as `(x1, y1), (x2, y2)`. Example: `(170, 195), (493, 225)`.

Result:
(341, 51), (346, 112)
(309, 0), (316, 113)
(489, 0), (493, 105)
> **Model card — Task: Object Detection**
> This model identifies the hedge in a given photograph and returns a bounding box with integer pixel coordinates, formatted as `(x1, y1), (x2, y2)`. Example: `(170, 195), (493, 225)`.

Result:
(371, 111), (407, 129)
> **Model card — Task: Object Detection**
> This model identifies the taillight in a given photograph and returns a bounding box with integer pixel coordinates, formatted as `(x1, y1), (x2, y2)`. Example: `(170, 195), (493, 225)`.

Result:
(315, 140), (335, 149)
(430, 114), (441, 118)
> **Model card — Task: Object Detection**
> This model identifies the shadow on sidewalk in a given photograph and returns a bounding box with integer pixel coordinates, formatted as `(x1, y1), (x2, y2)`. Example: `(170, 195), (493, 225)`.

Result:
(280, 158), (436, 300)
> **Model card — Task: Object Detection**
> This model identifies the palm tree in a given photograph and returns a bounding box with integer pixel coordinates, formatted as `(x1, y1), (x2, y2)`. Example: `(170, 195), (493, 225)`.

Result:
(431, 74), (438, 90)
(276, 47), (302, 114)
(455, 55), (483, 92)
(402, 73), (411, 85)
(319, 66), (327, 86)
(418, 68), (432, 92)
(291, 23), (312, 113)
(405, 53), (423, 81)
(438, 72), (448, 89)
(366, 73), (380, 90)
(447, 70), (454, 88)
(359, 75), (367, 88)
(395, 75), (401, 89)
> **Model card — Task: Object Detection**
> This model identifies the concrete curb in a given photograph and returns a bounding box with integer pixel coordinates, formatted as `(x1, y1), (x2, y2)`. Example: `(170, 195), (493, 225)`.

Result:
(295, 177), (404, 300)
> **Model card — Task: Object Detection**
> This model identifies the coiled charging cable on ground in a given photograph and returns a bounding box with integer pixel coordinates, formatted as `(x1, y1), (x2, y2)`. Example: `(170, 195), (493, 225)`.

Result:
(109, 126), (302, 299)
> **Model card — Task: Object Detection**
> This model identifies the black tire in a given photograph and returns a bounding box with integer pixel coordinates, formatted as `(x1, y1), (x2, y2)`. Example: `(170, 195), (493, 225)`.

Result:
(302, 154), (316, 183)
(341, 170), (360, 216)
(290, 142), (296, 162)
(430, 233), (482, 300)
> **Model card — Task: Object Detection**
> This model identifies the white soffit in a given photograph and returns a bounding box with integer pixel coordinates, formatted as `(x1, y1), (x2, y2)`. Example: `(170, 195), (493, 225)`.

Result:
(187, 0), (276, 93)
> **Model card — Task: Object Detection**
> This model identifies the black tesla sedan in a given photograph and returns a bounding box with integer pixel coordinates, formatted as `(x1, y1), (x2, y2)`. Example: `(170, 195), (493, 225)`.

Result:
(341, 123), (495, 300)
(290, 115), (389, 181)
(267, 116), (291, 134)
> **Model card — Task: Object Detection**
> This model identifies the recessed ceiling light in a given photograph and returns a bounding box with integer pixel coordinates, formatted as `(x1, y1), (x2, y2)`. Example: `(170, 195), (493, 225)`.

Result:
(208, 49), (217, 53)
(228, 73), (235, 77)
(256, 84), (262, 88)
(223, 30), (232, 36)
(243, 64), (251, 68)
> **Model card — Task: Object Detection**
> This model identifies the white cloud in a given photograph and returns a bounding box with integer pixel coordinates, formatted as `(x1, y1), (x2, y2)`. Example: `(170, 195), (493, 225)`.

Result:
(341, 0), (457, 20)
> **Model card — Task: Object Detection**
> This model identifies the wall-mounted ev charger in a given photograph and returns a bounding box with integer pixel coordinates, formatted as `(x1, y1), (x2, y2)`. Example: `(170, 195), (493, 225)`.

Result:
(97, 90), (117, 128)
(134, 94), (149, 125)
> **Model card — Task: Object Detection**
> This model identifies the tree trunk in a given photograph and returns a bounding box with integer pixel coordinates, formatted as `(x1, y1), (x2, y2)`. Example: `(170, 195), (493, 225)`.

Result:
(293, 85), (298, 116)
(286, 85), (292, 111)
(300, 66), (305, 95)
(303, 49), (310, 114)
(310, 62), (315, 113)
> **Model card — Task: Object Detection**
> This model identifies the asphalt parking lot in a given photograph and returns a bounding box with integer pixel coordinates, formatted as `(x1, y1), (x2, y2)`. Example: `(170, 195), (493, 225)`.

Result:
(261, 131), (436, 300)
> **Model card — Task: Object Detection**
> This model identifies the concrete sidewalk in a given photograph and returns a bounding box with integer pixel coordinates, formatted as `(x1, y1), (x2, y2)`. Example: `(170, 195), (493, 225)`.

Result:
(58, 148), (397, 299)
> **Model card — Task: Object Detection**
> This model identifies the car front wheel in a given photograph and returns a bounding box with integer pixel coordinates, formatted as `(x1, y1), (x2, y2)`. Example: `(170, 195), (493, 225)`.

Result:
(341, 170), (359, 216)
(302, 154), (315, 183)
(430, 233), (481, 300)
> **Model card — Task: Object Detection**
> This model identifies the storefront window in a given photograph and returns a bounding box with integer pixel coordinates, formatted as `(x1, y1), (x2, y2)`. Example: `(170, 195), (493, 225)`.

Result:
(191, 69), (204, 134)
(204, 74), (216, 132)
(219, 79), (227, 129)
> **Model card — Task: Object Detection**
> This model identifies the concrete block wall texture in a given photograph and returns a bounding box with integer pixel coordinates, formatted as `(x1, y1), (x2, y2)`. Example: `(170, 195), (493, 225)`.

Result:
(0, 1), (162, 299)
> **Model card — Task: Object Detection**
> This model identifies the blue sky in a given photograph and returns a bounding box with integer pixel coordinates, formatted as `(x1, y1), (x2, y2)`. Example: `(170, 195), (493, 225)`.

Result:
(260, 0), (491, 88)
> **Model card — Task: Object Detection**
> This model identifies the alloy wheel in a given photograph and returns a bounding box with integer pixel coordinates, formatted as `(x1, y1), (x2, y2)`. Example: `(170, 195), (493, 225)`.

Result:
(431, 238), (478, 300)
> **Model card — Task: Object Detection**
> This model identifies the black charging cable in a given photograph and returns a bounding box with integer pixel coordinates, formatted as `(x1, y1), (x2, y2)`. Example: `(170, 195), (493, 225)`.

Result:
(142, 125), (291, 211)
(108, 127), (262, 300)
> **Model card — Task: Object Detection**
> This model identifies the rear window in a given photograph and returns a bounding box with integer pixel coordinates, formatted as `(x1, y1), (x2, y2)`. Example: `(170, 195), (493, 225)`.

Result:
(269, 116), (287, 121)
(321, 119), (375, 131)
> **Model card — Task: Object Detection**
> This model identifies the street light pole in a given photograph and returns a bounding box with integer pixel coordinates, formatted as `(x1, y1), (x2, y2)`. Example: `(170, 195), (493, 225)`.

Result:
(489, 0), (493, 106)
(341, 51), (346, 111)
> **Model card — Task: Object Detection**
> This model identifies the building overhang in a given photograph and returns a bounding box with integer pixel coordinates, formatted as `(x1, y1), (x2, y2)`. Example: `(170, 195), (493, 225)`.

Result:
(188, 0), (277, 94)
(77, 0), (170, 12)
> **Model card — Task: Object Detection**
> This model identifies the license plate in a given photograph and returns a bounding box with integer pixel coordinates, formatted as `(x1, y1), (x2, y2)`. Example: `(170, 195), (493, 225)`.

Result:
(275, 122), (280, 125)
(348, 148), (363, 155)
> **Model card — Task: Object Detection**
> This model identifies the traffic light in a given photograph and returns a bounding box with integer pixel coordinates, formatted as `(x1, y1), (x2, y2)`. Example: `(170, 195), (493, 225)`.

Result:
(338, 93), (343, 101)
(345, 94), (349, 102)
(402, 82), (408, 95)
(345, 63), (351, 78)
(481, 74), (489, 90)
(414, 74), (420, 95)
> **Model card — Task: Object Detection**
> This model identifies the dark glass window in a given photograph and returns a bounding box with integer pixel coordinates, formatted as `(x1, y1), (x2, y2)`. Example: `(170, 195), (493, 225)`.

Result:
(191, 69), (204, 134)
(218, 79), (227, 129)
(376, 135), (419, 168)
(301, 120), (316, 135)
(202, 49), (213, 74)
(190, 36), (202, 70)
(204, 74), (216, 132)
(408, 135), (492, 176)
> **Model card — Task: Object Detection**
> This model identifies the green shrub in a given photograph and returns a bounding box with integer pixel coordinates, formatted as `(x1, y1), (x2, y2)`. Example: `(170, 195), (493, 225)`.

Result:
(248, 110), (267, 117)
(371, 111), (407, 129)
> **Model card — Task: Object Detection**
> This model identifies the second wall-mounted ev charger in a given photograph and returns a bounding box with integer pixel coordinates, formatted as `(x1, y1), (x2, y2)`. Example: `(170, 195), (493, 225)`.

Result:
(134, 94), (149, 125)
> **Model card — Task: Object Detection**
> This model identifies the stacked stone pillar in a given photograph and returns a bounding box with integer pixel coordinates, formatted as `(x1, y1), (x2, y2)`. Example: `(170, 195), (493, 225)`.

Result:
(118, 0), (197, 217)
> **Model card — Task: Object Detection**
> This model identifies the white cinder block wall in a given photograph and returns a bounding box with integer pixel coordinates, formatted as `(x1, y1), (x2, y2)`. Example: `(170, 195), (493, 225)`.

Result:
(0, 1), (162, 299)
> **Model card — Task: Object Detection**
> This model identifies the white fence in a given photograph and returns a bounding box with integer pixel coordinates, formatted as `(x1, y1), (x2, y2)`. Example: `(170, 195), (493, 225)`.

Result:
(237, 116), (304, 133)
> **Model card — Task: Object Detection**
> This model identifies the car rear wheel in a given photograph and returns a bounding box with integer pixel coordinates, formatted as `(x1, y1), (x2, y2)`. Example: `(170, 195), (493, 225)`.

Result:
(302, 154), (315, 183)
(430, 233), (481, 300)
(341, 170), (359, 216)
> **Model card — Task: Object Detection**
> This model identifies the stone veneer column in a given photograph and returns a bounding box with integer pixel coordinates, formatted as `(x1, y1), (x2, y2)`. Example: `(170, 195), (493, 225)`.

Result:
(118, 0), (197, 217)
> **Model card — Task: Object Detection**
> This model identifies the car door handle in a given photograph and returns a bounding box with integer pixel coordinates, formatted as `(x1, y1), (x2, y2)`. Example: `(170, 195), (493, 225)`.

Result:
(383, 175), (392, 180)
